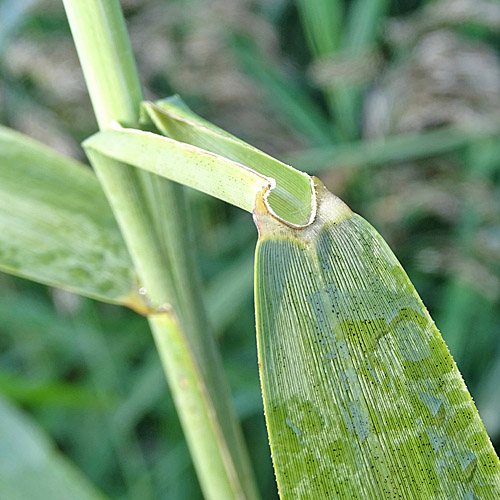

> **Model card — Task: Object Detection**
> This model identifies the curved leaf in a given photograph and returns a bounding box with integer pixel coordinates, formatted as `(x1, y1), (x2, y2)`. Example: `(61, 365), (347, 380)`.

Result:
(0, 126), (143, 311)
(84, 123), (271, 215)
(143, 98), (313, 226)
(254, 178), (500, 499)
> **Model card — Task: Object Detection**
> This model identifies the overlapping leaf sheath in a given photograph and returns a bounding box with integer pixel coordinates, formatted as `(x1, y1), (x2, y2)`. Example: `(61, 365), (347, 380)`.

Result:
(254, 178), (500, 499)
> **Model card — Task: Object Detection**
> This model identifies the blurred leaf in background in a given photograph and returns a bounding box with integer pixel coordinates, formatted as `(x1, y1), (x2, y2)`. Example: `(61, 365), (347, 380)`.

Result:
(1, 0), (499, 498)
(0, 394), (108, 500)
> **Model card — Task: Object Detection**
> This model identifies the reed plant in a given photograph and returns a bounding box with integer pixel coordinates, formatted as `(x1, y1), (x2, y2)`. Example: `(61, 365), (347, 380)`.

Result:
(0, 1), (499, 499)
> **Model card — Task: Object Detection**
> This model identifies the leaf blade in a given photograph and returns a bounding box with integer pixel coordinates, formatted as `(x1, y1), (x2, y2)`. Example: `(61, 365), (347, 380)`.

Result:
(143, 98), (313, 226)
(254, 178), (500, 498)
(84, 124), (271, 215)
(0, 126), (142, 309)
(0, 395), (108, 500)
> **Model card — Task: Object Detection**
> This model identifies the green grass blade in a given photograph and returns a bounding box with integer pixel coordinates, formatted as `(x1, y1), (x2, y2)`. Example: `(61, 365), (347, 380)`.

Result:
(342, 0), (388, 51)
(0, 126), (143, 310)
(84, 121), (315, 226)
(232, 37), (334, 146)
(144, 96), (237, 139)
(254, 178), (500, 498)
(143, 98), (313, 226)
(296, 0), (343, 57)
(0, 395), (108, 500)
(84, 125), (270, 214)
(0, 371), (105, 409)
(297, 0), (388, 140)
(336, 0), (389, 138)
(295, 0), (356, 138)
(287, 125), (498, 172)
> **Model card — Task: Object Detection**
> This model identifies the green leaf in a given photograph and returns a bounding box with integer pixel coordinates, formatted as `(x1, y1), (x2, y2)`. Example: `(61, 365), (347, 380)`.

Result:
(0, 370), (105, 409)
(84, 117), (314, 226)
(0, 395), (108, 500)
(297, 0), (389, 140)
(296, 0), (343, 58)
(287, 125), (498, 173)
(0, 126), (144, 311)
(341, 0), (388, 51)
(205, 250), (254, 334)
(143, 98), (313, 226)
(254, 177), (500, 499)
(232, 37), (334, 146)
(84, 123), (270, 214)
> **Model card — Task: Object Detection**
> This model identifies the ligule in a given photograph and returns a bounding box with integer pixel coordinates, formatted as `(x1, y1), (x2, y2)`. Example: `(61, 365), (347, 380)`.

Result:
(254, 178), (500, 499)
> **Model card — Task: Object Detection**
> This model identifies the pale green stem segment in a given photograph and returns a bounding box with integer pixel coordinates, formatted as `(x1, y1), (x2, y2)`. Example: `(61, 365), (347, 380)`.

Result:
(61, 0), (141, 129)
(63, 2), (260, 499)
(148, 312), (254, 500)
(254, 178), (500, 499)
(83, 124), (271, 214)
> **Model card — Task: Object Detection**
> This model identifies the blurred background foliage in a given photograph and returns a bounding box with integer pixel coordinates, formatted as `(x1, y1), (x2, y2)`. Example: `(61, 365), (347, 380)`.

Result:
(1, 0), (500, 498)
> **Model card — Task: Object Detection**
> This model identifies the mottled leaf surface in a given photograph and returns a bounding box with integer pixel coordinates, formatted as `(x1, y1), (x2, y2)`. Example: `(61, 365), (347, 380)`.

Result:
(254, 178), (500, 499)
(0, 126), (142, 309)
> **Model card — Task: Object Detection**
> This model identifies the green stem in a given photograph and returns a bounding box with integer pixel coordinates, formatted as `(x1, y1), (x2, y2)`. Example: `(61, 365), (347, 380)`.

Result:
(62, 0), (141, 128)
(62, 2), (259, 499)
